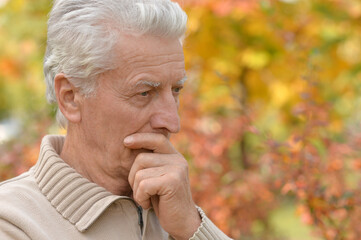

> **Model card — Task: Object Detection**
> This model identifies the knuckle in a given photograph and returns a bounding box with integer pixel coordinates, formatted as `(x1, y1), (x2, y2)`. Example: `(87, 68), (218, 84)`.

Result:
(136, 153), (151, 164)
(168, 171), (183, 184)
(138, 179), (148, 192)
(134, 192), (141, 202)
(134, 186), (145, 203)
(136, 152), (147, 161)
(176, 155), (189, 170)
(155, 134), (168, 146)
(134, 171), (144, 184)
(157, 133), (167, 142)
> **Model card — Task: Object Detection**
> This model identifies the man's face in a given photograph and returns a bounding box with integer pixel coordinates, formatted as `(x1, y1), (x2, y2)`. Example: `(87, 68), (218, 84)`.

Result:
(78, 35), (186, 183)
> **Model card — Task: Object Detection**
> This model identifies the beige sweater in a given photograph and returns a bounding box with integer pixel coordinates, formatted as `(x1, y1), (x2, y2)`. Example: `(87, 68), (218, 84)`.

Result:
(0, 135), (231, 240)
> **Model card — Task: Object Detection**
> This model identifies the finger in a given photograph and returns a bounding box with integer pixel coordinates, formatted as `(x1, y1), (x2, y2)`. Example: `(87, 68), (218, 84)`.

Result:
(133, 168), (187, 207)
(128, 153), (184, 187)
(131, 166), (168, 199)
(123, 133), (177, 154)
(134, 176), (165, 209)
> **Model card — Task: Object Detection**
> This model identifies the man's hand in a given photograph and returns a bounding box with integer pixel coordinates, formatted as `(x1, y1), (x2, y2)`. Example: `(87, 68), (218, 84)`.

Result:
(124, 133), (201, 240)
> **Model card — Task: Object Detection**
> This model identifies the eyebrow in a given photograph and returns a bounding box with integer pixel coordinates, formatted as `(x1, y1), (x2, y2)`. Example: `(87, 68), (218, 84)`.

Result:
(135, 76), (188, 88)
(176, 76), (188, 85)
(135, 80), (161, 88)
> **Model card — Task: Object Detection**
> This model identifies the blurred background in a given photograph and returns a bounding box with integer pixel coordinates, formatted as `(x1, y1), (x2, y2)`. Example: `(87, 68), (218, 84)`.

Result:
(0, 0), (360, 239)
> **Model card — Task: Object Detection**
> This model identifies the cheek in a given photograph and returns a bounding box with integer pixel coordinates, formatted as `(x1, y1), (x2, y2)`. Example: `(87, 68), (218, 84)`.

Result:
(109, 105), (151, 136)
(84, 95), (153, 141)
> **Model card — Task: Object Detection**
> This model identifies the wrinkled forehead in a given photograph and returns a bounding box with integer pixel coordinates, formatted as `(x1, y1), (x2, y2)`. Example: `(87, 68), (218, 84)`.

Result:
(116, 34), (184, 66)
(115, 33), (184, 59)
(97, 34), (186, 86)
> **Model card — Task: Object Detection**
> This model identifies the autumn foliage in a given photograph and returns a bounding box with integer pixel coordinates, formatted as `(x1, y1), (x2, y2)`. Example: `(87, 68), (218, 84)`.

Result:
(1, 0), (361, 239)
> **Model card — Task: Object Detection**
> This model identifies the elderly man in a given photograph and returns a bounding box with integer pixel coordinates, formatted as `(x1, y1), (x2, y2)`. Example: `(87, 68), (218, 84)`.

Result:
(0, 0), (231, 239)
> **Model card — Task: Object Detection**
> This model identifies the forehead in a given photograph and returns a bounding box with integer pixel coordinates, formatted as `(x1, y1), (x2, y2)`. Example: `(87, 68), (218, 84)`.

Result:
(104, 34), (186, 86)
(118, 34), (185, 69)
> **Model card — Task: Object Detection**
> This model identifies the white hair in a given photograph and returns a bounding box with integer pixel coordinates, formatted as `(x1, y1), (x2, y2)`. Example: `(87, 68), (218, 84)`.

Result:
(44, 0), (187, 128)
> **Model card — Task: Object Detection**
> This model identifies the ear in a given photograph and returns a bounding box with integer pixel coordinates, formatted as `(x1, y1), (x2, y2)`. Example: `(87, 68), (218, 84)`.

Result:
(54, 73), (82, 124)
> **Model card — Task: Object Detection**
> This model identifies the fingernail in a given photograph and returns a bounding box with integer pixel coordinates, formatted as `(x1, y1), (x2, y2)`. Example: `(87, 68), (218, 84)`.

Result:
(124, 136), (133, 145)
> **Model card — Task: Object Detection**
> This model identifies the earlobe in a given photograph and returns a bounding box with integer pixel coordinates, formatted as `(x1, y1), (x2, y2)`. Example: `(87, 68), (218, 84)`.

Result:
(54, 74), (82, 124)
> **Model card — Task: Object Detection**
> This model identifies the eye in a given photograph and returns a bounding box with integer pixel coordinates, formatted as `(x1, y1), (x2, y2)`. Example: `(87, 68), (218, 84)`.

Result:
(140, 91), (149, 97)
(173, 86), (183, 93)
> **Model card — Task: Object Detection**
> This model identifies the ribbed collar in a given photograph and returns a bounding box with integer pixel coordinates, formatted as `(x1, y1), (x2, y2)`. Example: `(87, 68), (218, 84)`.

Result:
(32, 135), (127, 232)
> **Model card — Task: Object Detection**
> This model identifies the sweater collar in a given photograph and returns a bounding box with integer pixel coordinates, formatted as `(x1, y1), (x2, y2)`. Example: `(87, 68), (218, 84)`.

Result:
(32, 135), (128, 232)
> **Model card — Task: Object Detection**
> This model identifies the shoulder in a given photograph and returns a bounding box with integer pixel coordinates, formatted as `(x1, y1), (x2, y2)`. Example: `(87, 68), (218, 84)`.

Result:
(0, 171), (46, 239)
(0, 170), (36, 197)
(0, 169), (43, 213)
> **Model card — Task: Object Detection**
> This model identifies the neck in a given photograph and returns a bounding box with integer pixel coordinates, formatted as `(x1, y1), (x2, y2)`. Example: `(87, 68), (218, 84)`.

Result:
(60, 127), (132, 196)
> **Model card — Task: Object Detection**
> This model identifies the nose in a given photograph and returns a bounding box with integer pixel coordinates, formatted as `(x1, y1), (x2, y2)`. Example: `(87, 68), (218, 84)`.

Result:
(150, 93), (180, 134)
